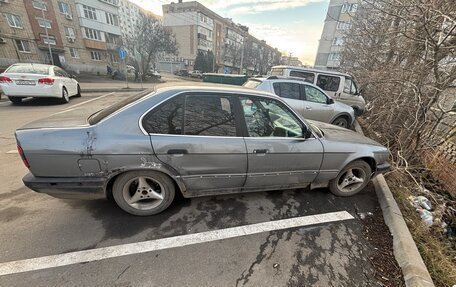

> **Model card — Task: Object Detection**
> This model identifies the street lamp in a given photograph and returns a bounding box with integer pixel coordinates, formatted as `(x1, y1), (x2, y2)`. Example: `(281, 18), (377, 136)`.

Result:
(40, 0), (54, 65)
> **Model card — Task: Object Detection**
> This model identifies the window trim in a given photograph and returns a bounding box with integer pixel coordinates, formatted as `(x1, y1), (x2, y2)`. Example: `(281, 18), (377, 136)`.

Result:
(32, 0), (47, 11)
(15, 40), (31, 53)
(69, 47), (79, 58)
(5, 13), (23, 29)
(139, 91), (314, 139)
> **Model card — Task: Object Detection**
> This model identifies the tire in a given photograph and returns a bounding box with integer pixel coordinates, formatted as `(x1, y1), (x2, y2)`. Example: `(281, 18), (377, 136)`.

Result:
(329, 160), (372, 197)
(8, 96), (23, 105)
(112, 171), (176, 216)
(75, 85), (81, 97)
(332, 116), (349, 129)
(60, 87), (69, 104)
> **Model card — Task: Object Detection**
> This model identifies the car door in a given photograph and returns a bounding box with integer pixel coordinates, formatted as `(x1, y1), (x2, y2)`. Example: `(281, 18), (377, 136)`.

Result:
(61, 68), (77, 96)
(302, 84), (334, 123)
(54, 67), (72, 95)
(340, 77), (360, 106)
(239, 95), (324, 190)
(272, 82), (304, 115)
(144, 93), (247, 194)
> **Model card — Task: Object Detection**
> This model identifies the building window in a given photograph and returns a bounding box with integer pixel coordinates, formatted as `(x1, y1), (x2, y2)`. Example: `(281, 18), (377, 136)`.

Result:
(69, 47), (79, 58)
(37, 19), (51, 29)
(105, 12), (119, 26)
(32, 0), (47, 11)
(110, 53), (118, 63)
(5, 14), (23, 28)
(90, 51), (102, 61)
(58, 2), (71, 15)
(83, 5), (97, 20)
(42, 35), (56, 45)
(332, 37), (344, 46)
(336, 21), (352, 30)
(84, 27), (103, 41)
(15, 40), (31, 53)
(328, 53), (341, 61)
(342, 3), (358, 13)
(100, 0), (119, 5)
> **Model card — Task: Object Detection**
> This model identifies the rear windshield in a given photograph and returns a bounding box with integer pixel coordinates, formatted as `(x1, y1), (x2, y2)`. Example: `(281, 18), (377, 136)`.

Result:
(243, 79), (262, 89)
(270, 68), (284, 76)
(88, 91), (153, 125)
(6, 65), (50, 75)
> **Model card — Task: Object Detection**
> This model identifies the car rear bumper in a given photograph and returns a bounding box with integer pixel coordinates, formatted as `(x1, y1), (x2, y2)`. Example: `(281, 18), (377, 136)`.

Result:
(1, 84), (60, 98)
(23, 173), (107, 200)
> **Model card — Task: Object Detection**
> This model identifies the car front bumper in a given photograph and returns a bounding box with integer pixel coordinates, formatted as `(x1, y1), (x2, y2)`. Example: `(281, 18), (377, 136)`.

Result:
(23, 173), (107, 200)
(374, 162), (391, 175)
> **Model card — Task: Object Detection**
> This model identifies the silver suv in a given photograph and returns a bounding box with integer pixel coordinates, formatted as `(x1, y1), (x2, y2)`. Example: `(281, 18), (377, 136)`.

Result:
(243, 76), (355, 128)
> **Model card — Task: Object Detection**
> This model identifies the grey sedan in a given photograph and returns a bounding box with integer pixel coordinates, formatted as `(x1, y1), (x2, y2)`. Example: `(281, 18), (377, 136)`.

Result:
(16, 86), (390, 216)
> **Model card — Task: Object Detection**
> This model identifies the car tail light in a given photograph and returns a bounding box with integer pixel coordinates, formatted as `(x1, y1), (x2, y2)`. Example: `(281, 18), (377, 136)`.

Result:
(0, 76), (13, 83)
(38, 78), (54, 85)
(17, 145), (30, 169)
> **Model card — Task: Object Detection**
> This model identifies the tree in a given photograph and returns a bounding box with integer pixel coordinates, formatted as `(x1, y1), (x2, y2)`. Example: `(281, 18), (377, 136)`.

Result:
(124, 15), (178, 79)
(194, 50), (215, 72)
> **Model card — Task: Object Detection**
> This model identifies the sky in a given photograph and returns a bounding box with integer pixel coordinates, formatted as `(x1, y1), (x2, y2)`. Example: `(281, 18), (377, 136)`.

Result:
(129, 0), (330, 65)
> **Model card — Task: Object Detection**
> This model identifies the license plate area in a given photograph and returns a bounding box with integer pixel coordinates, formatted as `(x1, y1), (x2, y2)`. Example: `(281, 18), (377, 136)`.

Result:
(15, 80), (35, 85)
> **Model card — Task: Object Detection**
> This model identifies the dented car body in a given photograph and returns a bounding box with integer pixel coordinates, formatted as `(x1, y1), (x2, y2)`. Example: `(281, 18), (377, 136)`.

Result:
(16, 86), (390, 215)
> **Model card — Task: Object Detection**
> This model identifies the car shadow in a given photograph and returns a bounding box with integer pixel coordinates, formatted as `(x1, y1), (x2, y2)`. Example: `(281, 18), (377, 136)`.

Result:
(1, 97), (64, 107)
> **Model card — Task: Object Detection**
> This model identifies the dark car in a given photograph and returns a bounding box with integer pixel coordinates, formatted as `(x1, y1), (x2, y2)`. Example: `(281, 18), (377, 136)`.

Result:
(174, 69), (189, 77)
(16, 86), (390, 216)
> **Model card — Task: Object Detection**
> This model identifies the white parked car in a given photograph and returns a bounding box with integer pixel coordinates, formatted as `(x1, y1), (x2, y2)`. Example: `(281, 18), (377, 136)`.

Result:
(0, 63), (80, 104)
(243, 76), (355, 128)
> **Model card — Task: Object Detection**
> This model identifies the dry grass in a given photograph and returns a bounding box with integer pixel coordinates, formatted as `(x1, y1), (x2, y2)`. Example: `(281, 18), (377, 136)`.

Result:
(386, 171), (456, 287)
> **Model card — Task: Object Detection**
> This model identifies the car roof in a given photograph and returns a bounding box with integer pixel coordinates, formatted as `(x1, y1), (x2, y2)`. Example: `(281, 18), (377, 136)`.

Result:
(153, 84), (277, 98)
(271, 65), (351, 77)
(247, 76), (321, 87)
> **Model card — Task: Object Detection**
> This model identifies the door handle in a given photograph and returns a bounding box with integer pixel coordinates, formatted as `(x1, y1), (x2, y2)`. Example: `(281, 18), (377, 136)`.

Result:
(167, 149), (188, 155)
(305, 106), (311, 110)
(253, 149), (269, 154)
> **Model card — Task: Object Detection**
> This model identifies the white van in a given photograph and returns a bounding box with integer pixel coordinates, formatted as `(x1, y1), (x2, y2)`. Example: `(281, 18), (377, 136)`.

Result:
(269, 66), (366, 115)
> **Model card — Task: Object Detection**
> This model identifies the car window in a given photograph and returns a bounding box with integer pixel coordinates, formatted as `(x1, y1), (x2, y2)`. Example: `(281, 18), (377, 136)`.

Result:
(269, 68), (284, 76)
(54, 67), (69, 77)
(272, 82), (301, 100)
(240, 96), (303, 138)
(142, 96), (184, 134)
(316, 75), (341, 92)
(289, 71), (315, 83)
(243, 80), (262, 89)
(184, 95), (237, 137)
(304, 85), (328, 104)
(6, 65), (50, 75)
(343, 78), (352, 93)
(350, 79), (358, 95)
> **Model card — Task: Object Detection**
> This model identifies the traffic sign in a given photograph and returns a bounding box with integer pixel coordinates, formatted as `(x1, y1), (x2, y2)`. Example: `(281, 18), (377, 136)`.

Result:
(119, 47), (126, 60)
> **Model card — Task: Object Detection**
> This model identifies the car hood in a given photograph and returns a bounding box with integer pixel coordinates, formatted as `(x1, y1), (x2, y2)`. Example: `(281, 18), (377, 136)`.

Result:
(333, 100), (354, 114)
(309, 120), (383, 147)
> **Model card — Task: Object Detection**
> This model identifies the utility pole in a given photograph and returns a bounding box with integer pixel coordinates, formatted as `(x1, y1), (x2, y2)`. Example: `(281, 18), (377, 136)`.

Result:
(239, 37), (244, 75)
(40, 0), (54, 65)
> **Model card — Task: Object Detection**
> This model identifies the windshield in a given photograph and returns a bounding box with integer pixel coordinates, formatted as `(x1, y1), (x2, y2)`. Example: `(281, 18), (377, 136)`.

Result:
(6, 64), (50, 75)
(243, 80), (262, 89)
(88, 91), (154, 125)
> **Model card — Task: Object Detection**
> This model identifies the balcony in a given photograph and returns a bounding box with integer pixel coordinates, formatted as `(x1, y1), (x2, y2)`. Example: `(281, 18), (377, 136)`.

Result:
(84, 39), (107, 50)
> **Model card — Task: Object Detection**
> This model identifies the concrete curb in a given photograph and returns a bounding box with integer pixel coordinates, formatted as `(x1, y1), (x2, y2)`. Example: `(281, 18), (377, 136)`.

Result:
(354, 121), (435, 287)
(81, 88), (146, 93)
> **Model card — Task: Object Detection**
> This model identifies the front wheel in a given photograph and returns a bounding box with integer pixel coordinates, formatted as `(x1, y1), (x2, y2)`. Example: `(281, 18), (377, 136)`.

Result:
(329, 160), (372, 196)
(332, 116), (349, 129)
(112, 171), (175, 216)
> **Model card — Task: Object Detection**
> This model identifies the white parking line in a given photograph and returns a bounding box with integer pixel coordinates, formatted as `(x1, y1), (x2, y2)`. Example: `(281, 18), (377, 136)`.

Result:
(66, 92), (114, 110)
(0, 211), (353, 276)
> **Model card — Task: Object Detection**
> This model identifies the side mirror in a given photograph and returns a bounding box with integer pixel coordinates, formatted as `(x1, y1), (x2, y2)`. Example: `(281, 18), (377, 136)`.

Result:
(327, 98), (335, 104)
(358, 88), (364, 96)
(70, 74), (77, 79)
(302, 126), (313, 139)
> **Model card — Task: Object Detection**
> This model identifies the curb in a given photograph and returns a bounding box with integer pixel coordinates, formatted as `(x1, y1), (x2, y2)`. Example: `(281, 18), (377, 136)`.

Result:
(81, 88), (146, 93)
(354, 121), (435, 287)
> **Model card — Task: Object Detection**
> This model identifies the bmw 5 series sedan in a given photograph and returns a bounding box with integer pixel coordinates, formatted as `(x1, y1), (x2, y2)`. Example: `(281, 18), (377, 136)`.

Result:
(16, 86), (390, 216)
(0, 63), (80, 104)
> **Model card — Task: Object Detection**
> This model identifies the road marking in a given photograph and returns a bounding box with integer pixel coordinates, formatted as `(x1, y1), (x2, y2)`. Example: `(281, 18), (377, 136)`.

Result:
(0, 211), (353, 276)
(6, 150), (18, 154)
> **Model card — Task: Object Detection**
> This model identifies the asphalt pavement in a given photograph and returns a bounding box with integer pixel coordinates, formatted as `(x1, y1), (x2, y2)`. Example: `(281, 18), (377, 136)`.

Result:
(0, 82), (389, 287)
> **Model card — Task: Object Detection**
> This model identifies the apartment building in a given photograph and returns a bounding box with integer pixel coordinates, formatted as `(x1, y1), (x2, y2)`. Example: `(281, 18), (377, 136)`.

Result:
(162, 0), (280, 74)
(0, 0), (42, 68)
(314, 0), (359, 70)
(119, 0), (141, 39)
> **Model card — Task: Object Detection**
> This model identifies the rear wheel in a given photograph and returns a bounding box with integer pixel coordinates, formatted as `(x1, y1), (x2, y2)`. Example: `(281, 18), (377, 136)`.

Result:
(329, 160), (372, 196)
(332, 116), (349, 128)
(112, 171), (175, 216)
(60, 87), (69, 104)
(8, 96), (23, 105)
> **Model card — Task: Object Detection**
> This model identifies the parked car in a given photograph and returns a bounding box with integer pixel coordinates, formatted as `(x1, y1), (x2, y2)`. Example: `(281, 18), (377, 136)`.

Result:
(189, 70), (203, 79)
(0, 63), (80, 104)
(243, 76), (355, 128)
(174, 69), (189, 77)
(147, 69), (161, 79)
(16, 86), (390, 216)
(269, 66), (366, 115)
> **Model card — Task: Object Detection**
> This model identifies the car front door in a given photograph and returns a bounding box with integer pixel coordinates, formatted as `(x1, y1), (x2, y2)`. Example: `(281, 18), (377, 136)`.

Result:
(144, 93), (247, 194)
(239, 95), (324, 190)
(340, 77), (360, 106)
(302, 84), (334, 123)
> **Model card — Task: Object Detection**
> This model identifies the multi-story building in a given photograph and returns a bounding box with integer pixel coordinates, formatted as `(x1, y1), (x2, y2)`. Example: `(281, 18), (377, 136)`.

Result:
(162, 0), (280, 74)
(118, 0), (141, 40)
(74, 0), (122, 73)
(0, 0), (42, 68)
(314, 0), (359, 70)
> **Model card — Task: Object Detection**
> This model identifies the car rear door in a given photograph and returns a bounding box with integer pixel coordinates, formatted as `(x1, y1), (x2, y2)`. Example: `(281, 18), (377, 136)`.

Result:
(271, 82), (305, 115)
(144, 93), (247, 194)
(239, 95), (324, 190)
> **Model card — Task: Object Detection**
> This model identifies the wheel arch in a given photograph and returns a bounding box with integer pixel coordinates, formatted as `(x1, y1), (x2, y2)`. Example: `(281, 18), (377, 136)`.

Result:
(330, 113), (352, 125)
